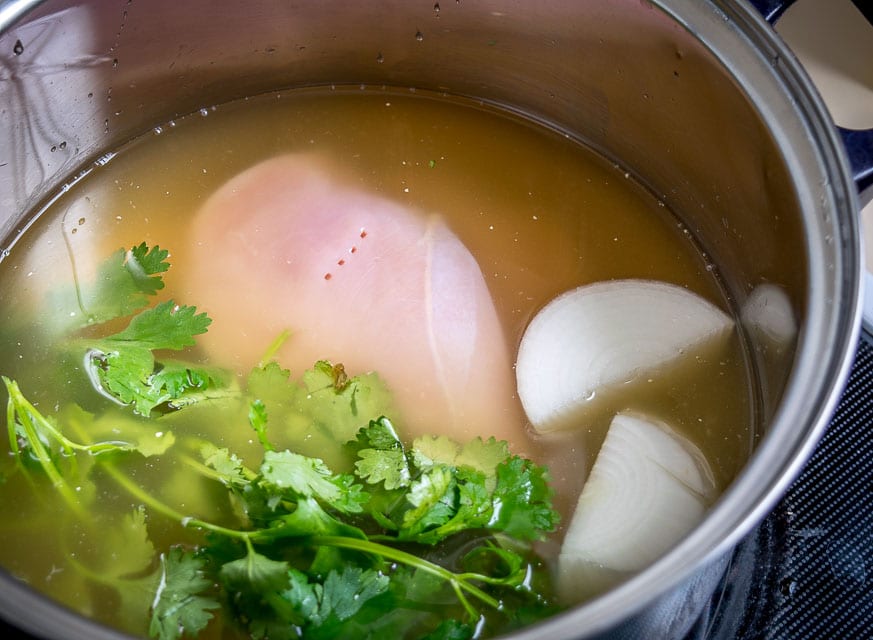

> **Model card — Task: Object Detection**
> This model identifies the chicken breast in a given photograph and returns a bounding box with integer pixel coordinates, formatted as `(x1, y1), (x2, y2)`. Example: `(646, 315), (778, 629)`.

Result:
(182, 154), (527, 448)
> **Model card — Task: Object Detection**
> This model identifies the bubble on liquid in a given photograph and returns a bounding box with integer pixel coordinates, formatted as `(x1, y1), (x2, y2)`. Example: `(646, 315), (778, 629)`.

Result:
(13, 39), (23, 55)
(199, 108), (209, 117)
(415, 29), (424, 41)
(434, 2), (440, 15)
(59, 141), (67, 150)
(376, 51), (384, 64)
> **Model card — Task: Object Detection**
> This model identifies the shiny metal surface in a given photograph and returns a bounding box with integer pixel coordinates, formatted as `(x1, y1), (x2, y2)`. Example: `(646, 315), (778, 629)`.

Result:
(0, 1), (863, 638)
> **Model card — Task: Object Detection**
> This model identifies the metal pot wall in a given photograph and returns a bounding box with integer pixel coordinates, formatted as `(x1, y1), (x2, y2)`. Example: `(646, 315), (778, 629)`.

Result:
(0, 0), (870, 638)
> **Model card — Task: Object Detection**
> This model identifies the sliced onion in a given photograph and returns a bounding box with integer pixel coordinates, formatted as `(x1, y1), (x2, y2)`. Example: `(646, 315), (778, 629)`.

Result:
(740, 283), (797, 351)
(516, 279), (734, 433)
(557, 412), (716, 602)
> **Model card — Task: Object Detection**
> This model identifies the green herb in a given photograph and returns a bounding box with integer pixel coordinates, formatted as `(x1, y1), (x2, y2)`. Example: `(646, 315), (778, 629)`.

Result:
(1, 242), (563, 640)
(149, 548), (220, 640)
(82, 300), (224, 416)
(55, 242), (172, 330)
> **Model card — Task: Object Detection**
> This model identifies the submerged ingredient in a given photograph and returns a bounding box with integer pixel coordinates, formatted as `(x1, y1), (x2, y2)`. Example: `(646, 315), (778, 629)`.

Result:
(515, 280), (735, 434)
(2, 243), (561, 640)
(183, 154), (526, 448)
(556, 412), (716, 601)
(0, 88), (754, 639)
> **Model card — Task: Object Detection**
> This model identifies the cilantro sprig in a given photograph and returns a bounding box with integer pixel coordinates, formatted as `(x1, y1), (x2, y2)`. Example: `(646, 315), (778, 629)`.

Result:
(1, 242), (563, 640)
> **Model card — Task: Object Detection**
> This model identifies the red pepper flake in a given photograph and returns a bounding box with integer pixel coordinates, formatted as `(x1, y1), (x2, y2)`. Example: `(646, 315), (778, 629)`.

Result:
(324, 273), (332, 280)
(338, 259), (345, 266)
(350, 246), (357, 254)
(360, 228), (367, 238)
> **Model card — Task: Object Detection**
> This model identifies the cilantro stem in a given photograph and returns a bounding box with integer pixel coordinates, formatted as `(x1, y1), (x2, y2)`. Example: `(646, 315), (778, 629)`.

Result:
(258, 330), (290, 369)
(177, 451), (258, 483)
(310, 535), (501, 616)
(3, 377), (86, 518)
(104, 460), (500, 619)
(101, 462), (251, 542)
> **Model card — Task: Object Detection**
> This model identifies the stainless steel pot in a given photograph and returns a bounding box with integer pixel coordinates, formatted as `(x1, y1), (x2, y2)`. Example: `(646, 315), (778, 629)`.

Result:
(0, 1), (870, 638)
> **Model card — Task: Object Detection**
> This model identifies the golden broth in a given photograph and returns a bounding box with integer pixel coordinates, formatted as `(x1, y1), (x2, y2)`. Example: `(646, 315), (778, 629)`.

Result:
(0, 87), (753, 637)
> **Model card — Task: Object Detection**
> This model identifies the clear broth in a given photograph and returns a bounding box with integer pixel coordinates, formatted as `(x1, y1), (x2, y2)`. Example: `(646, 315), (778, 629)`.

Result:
(0, 87), (754, 637)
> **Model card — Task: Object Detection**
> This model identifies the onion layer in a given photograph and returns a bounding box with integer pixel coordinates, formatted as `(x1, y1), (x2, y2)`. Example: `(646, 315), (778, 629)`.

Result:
(516, 279), (734, 433)
(557, 412), (716, 602)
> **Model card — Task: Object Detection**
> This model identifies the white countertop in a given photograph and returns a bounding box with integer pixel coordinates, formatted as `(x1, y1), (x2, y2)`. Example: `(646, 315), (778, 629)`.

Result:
(776, 0), (873, 325)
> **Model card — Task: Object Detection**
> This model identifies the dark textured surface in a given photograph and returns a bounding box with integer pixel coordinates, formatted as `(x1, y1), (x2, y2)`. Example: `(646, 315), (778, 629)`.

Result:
(702, 332), (873, 639)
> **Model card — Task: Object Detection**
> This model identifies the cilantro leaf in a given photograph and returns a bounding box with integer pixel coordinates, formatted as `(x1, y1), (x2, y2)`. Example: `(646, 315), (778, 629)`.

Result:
(489, 456), (559, 541)
(149, 548), (219, 640)
(201, 443), (250, 488)
(84, 302), (223, 416)
(399, 466), (456, 537)
(103, 300), (211, 350)
(73, 243), (171, 326)
(75, 508), (163, 633)
(351, 417), (411, 490)
(298, 566), (389, 626)
(248, 398), (272, 451)
(95, 507), (157, 580)
(411, 471), (493, 544)
(260, 450), (366, 514)
(412, 435), (510, 480)
(254, 496), (368, 541)
(298, 361), (396, 446)
(217, 550), (301, 640)
(220, 550), (291, 595)
(127, 243), (172, 291)
(422, 619), (475, 640)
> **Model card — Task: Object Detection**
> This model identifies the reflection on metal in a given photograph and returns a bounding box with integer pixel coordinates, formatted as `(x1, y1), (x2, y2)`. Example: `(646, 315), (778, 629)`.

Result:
(0, 5), (110, 222)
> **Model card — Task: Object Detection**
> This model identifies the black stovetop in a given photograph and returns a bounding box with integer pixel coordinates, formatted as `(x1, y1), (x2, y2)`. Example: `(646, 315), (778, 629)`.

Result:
(696, 331), (873, 639)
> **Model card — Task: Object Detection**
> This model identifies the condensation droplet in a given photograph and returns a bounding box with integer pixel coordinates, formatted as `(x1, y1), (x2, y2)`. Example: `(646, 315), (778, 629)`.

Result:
(13, 39), (23, 55)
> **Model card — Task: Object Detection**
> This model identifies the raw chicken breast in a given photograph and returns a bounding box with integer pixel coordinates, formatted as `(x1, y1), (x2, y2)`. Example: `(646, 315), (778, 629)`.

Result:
(182, 154), (527, 447)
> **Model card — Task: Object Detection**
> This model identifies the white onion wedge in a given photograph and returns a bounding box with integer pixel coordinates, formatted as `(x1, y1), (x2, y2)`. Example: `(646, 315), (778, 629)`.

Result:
(557, 412), (716, 602)
(740, 283), (797, 351)
(516, 279), (734, 433)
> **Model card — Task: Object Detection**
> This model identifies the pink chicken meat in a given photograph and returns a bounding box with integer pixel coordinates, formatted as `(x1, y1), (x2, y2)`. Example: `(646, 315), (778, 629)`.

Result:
(183, 154), (527, 447)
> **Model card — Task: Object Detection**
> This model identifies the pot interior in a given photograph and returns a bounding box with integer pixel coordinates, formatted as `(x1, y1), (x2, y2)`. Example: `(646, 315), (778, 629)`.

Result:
(0, 1), (861, 639)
